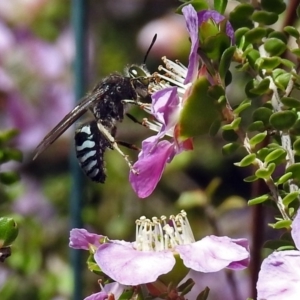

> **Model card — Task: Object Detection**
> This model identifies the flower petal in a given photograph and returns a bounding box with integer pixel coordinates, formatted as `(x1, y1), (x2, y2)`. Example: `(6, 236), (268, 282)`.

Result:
(69, 228), (103, 250)
(292, 210), (300, 250)
(257, 250), (300, 300)
(151, 86), (181, 137)
(84, 292), (107, 300)
(94, 242), (175, 285)
(182, 4), (200, 84)
(197, 10), (235, 43)
(130, 137), (175, 198)
(175, 235), (249, 272)
(103, 282), (125, 299)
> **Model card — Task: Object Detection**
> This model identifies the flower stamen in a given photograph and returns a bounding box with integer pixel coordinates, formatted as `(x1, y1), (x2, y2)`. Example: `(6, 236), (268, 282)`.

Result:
(135, 210), (195, 252)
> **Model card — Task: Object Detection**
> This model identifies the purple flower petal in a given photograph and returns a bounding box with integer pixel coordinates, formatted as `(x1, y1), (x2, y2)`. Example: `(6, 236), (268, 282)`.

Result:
(257, 250), (300, 300)
(175, 235), (250, 272)
(84, 292), (107, 300)
(182, 4), (200, 84)
(69, 228), (103, 250)
(84, 282), (125, 300)
(292, 211), (300, 250)
(197, 10), (235, 44)
(151, 86), (181, 136)
(94, 242), (175, 285)
(129, 137), (175, 198)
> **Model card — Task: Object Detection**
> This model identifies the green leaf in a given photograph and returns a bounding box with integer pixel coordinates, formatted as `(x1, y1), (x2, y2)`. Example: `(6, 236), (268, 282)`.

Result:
(249, 132), (267, 147)
(268, 31), (288, 43)
(264, 38), (287, 56)
(251, 11), (278, 25)
(246, 49), (260, 70)
(202, 32), (231, 61)
(249, 78), (270, 95)
(177, 0), (209, 13)
(286, 163), (300, 180)
(273, 71), (292, 90)
(209, 119), (221, 136)
(219, 46), (236, 82)
(222, 129), (238, 142)
(256, 57), (281, 70)
(255, 163), (275, 179)
(272, 219), (292, 229)
(176, 190), (208, 209)
(291, 48), (300, 58)
(0, 217), (19, 247)
(280, 58), (295, 68)
(235, 27), (250, 48)
(261, 0), (286, 14)
(269, 111), (297, 130)
(276, 172), (293, 185)
(293, 138), (300, 155)
(222, 142), (240, 155)
(234, 153), (256, 167)
(247, 121), (266, 132)
(281, 97), (300, 108)
(248, 194), (269, 205)
(244, 175), (259, 182)
(0, 129), (19, 144)
(264, 148), (286, 163)
(252, 107), (272, 126)
(284, 26), (300, 39)
(245, 27), (268, 44)
(292, 119), (300, 135)
(0, 148), (23, 163)
(282, 192), (299, 206)
(178, 77), (221, 138)
(214, 0), (227, 14)
(229, 4), (254, 29)
(285, 163), (300, 180)
(264, 239), (295, 250)
(231, 117), (241, 130)
(0, 171), (20, 185)
(233, 99), (251, 115)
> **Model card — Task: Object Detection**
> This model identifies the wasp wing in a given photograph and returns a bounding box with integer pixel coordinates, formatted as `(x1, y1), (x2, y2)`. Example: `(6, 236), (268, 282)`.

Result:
(33, 87), (105, 160)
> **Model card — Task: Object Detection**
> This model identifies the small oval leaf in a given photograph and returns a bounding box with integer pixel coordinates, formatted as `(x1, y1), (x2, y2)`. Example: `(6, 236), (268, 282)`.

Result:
(235, 153), (256, 167)
(269, 111), (297, 130)
(249, 132), (267, 147)
(248, 194), (269, 205)
(251, 11), (278, 25)
(286, 163), (300, 180)
(264, 38), (287, 56)
(282, 192), (299, 206)
(264, 148), (286, 163)
(273, 219), (292, 229)
(276, 172), (293, 185)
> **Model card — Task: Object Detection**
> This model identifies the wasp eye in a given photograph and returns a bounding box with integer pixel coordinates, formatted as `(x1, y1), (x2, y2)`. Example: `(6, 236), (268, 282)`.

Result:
(128, 66), (147, 79)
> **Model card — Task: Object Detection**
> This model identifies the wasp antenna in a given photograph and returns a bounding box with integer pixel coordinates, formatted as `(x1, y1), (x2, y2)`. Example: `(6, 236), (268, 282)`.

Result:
(143, 33), (157, 64)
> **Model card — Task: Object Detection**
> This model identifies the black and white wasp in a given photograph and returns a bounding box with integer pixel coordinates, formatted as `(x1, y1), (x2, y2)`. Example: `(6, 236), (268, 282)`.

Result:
(33, 36), (156, 183)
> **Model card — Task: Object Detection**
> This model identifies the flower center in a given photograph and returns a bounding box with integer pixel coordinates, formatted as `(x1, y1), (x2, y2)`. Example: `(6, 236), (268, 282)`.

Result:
(135, 210), (195, 252)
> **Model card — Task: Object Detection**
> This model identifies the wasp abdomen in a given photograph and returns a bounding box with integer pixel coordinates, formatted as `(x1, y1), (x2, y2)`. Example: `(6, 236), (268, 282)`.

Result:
(75, 121), (112, 183)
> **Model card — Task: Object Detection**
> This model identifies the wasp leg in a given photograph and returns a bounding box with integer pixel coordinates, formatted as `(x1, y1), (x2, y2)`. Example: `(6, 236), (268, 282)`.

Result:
(96, 122), (139, 174)
(116, 140), (140, 151)
(122, 99), (151, 108)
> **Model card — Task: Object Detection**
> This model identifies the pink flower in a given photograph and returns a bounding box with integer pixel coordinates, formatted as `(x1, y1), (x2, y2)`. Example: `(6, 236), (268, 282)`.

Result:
(70, 211), (250, 287)
(129, 5), (235, 198)
(257, 211), (300, 299)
